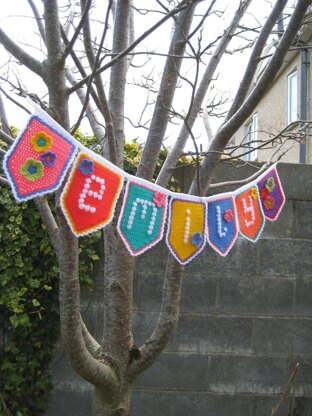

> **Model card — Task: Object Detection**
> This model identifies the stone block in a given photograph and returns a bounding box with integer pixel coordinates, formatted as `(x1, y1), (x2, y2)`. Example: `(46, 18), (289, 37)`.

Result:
(218, 276), (294, 315)
(173, 392), (251, 416)
(137, 352), (208, 390)
(208, 355), (286, 394)
(295, 201), (312, 239)
(295, 278), (312, 316)
(181, 274), (217, 313)
(131, 390), (174, 416)
(174, 315), (253, 354)
(137, 273), (165, 312)
(251, 396), (288, 416)
(254, 318), (312, 355)
(278, 163), (312, 202)
(258, 239), (312, 277)
(262, 201), (294, 238)
(187, 237), (258, 277)
(45, 387), (92, 416)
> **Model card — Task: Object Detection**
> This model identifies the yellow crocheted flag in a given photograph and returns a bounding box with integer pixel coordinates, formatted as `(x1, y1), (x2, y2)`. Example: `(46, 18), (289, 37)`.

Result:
(166, 198), (206, 265)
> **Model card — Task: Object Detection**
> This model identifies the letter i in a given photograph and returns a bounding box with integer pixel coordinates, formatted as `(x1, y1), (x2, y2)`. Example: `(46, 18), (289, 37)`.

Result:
(183, 209), (191, 244)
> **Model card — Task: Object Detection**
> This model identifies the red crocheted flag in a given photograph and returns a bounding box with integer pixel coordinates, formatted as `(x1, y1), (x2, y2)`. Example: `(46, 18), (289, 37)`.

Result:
(235, 185), (265, 242)
(61, 152), (123, 237)
(3, 115), (77, 201)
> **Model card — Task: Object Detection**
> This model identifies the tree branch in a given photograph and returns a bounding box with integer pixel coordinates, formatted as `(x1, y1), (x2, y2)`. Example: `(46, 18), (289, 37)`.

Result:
(136, 1), (198, 180)
(0, 29), (43, 78)
(34, 197), (60, 256)
(61, 0), (93, 63)
(128, 256), (183, 379)
(27, 0), (46, 44)
(68, 0), (189, 94)
(190, 0), (312, 195)
(156, 0), (252, 188)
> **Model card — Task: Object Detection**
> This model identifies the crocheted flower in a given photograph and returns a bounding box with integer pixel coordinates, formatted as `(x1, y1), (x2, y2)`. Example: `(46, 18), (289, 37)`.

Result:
(31, 131), (53, 152)
(251, 187), (259, 200)
(20, 158), (44, 181)
(265, 177), (275, 192)
(264, 196), (275, 211)
(260, 188), (269, 200)
(78, 158), (94, 175)
(224, 209), (234, 223)
(153, 191), (166, 207)
(39, 151), (56, 167)
(191, 232), (203, 247)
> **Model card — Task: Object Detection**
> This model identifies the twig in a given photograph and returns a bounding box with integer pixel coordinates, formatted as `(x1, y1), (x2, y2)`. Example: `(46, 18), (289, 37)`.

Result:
(271, 363), (300, 416)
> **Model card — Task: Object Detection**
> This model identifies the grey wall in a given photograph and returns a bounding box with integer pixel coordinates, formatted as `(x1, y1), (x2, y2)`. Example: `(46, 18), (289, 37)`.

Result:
(46, 163), (312, 416)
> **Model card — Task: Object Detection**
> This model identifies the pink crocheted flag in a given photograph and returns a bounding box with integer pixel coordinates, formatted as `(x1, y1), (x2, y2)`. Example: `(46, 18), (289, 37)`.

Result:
(235, 185), (265, 242)
(117, 181), (168, 255)
(207, 193), (238, 256)
(61, 152), (123, 237)
(256, 165), (285, 221)
(3, 115), (77, 201)
(166, 197), (206, 265)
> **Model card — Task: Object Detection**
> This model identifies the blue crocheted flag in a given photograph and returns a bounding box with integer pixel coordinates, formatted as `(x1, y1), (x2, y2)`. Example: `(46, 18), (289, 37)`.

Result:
(118, 181), (167, 255)
(207, 194), (238, 256)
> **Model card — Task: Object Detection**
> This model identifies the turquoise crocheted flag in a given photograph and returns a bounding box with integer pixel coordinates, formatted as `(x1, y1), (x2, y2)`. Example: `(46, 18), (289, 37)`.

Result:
(118, 181), (167, 255)
(207, 194), (238, 256)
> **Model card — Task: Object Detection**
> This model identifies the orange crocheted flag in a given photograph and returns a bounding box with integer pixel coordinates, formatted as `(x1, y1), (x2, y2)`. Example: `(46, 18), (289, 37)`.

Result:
(166, 197), (206, 265)
(61, 152), (123, 237)
(235, 185), (265, 242)
(3, 115), (77, 201)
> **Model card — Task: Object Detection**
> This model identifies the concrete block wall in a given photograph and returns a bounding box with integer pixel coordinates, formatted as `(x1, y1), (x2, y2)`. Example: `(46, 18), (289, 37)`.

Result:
(46, 163), (312, 415)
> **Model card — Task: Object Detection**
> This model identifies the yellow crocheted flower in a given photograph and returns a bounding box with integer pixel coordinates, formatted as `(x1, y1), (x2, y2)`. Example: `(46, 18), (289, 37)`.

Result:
(31, 131), (53, 152)
(251, 187), (259, 200)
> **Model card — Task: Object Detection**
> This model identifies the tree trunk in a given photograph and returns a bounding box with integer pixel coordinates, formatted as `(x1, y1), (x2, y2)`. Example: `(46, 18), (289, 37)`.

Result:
(93, 383), (133, 416)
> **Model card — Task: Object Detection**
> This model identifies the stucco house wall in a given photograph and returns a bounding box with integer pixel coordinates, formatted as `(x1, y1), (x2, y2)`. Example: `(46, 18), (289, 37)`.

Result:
(231, 46), (312, 164)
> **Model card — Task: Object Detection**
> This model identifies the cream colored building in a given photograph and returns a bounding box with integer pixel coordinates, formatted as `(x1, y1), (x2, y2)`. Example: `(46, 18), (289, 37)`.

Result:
(231, 23), (312, 164)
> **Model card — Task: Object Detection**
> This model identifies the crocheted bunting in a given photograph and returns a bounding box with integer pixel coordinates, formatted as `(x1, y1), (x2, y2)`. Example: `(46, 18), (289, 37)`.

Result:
(166, 198), (206, 265)
(3, 115), (77, 201)
(207, 194), (238, 256)
(61, 152), (123, 237)
(235, 185), (265, 242)
(256, 166), (285, 221)
(117, 181), (168, 256)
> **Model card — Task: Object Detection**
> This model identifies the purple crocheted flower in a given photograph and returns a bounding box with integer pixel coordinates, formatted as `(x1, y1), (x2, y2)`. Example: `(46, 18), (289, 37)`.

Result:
(39, 151), (56, 167)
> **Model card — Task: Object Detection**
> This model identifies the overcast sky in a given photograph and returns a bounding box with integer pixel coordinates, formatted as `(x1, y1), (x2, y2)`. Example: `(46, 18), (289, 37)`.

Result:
(0, 1), (287, 150)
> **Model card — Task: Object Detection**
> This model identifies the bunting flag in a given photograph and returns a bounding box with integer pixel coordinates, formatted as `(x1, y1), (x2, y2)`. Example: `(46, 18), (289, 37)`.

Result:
(3, 115), (77, 201)
(207, 194), (238, 256)
(256, 166), (285, 221)
(61, 151), (123, 237)
(235, 185), (265, 242)
(118, 181), (167, 255)
(166, 198), (206, 265)
(2, 110), (286, 263)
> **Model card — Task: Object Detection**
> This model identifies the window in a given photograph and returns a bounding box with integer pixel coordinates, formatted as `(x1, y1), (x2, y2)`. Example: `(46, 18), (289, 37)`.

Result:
(287, 71), (297, 124)
(244, 113), (258, 161)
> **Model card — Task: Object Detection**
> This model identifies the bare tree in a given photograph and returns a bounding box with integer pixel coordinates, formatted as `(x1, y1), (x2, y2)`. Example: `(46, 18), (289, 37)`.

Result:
(0, 0), (311, 415)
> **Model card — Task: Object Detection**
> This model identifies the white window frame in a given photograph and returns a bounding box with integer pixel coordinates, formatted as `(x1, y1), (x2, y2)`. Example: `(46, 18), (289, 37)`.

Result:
(287, 70), (298, 124)
(244, 113), (258, 161)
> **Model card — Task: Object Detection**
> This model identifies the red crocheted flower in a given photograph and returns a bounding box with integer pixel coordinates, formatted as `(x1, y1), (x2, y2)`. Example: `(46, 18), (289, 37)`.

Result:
(260, 188), (270, 200)
(264, 196), (275, 210)
(224, 209), (234, 223)
(153, 191), (166, 207)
